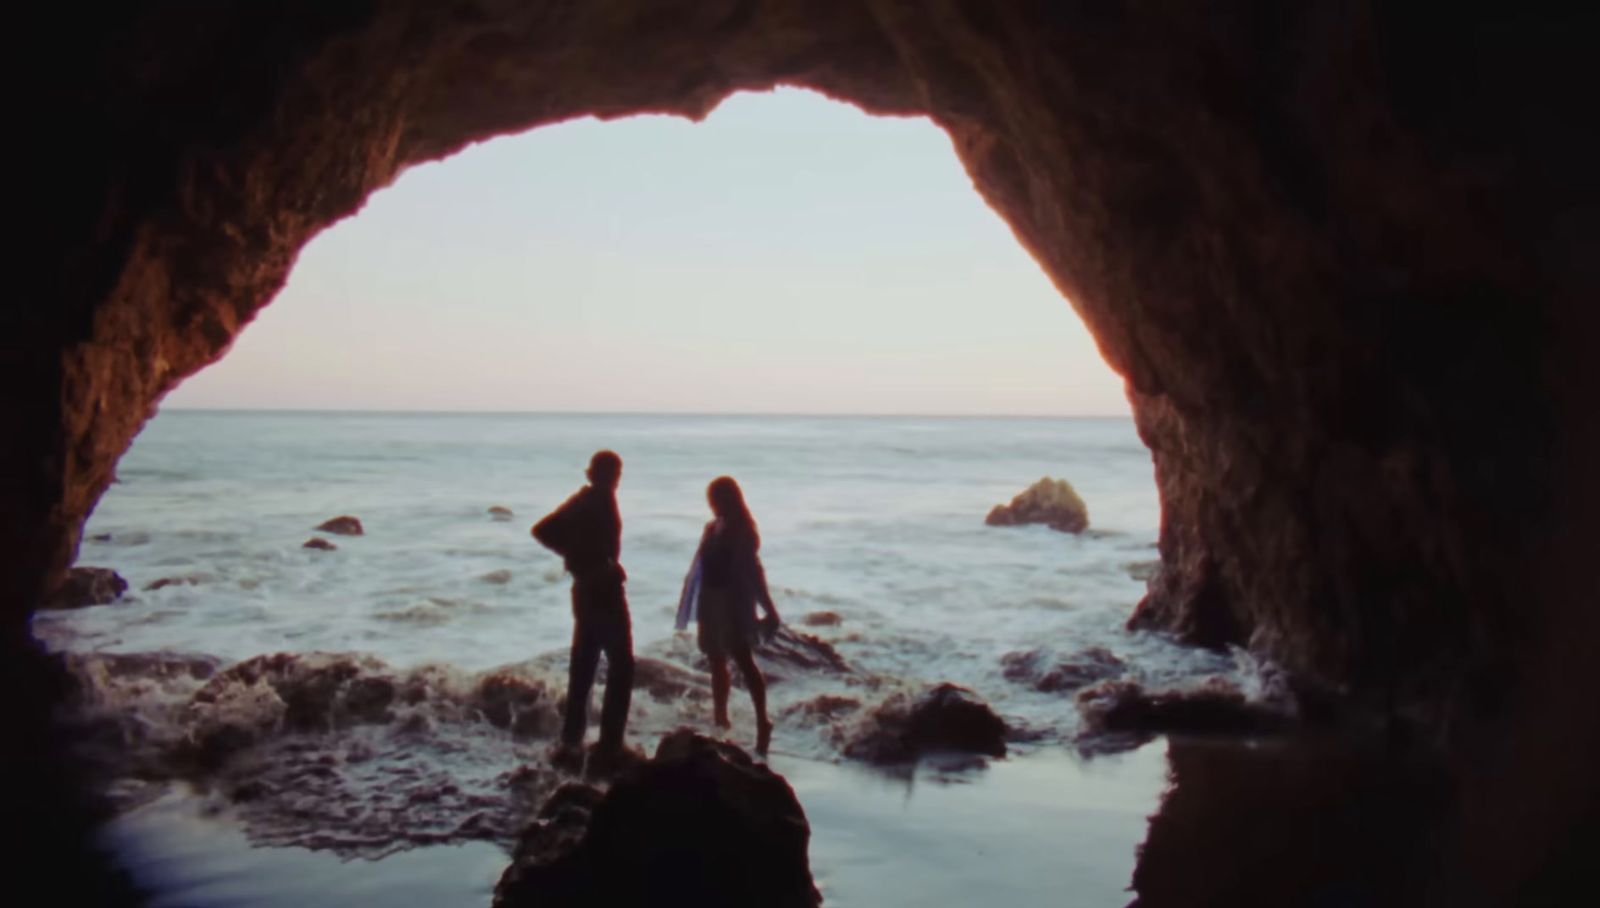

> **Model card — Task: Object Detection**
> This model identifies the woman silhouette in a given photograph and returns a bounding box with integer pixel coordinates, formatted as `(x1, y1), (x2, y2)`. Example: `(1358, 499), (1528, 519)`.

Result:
(677, 476), (781, 754)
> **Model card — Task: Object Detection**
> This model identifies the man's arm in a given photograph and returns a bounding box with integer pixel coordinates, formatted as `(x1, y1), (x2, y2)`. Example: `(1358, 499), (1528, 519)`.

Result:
(531, 491), (585, 557)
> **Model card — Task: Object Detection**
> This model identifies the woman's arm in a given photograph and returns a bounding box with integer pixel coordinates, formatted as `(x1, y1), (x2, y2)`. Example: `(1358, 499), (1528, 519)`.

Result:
(749, 551), (779, 622)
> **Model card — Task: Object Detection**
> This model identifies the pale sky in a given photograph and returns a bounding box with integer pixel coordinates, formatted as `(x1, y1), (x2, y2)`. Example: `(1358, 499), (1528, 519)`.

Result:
(165, 88), (1129, 416)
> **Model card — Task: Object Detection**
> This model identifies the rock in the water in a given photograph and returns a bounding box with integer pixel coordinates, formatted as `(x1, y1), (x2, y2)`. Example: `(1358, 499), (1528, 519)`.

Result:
(475, 670), (558, 740)
(314, 515), (364, 536)
(488, 506), (514, 520)
(493, 729), (820, 908)
(842, 683), (1008, 764)
(302, 537), (337, 551)
(800, 610), (842, 627)
(985, 477), (1089, 534)
(44, 567), (128, 609)
(479, 569), (513, 585)
(1001, 646), (1127, 693)
(756, 625), (851, 677)
(1076, 677), (1288, 740)
(144, 574), (210, 592)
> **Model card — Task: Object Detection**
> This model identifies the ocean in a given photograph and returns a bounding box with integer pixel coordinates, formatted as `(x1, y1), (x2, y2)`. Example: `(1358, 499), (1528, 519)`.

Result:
(37, 411), (1241, 906)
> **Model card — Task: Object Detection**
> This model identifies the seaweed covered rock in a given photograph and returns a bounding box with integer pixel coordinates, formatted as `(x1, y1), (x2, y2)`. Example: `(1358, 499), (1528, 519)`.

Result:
(44, 567), (128, 609)
(494, 729), (819, 908)
(985, 478), (1089, 534)
(843, 683), (1007, 764)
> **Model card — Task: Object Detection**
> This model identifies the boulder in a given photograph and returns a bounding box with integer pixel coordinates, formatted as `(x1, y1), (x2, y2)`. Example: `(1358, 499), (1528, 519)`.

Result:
(800, 610), (842, 627)
(479, 569), (513, 584)
(494, 729), (820, 908)
(1076, 677), (1289, 740)
(1001, 646), (1127, 693)
(302, 537), (337, 551)
(314, 515), (364, 536)
(985, 477), (1089, 534)
(488, 506), (515, 520)
(44, 567), (128, 609)
(842, 683), (1007, 764)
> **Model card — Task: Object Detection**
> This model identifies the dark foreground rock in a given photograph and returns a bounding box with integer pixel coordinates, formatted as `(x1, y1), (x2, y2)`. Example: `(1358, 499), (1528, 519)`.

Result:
(44, 567), (128, 609)
(985, 477), (1089, 533)
(843, 683), (1007, 764)
(1076, 677), (1290, 745)
(494, 729), (820, 908)
(302, 537), (337, 551)
(314, 515), (364, 536)
(1001, 646), (1127, 693)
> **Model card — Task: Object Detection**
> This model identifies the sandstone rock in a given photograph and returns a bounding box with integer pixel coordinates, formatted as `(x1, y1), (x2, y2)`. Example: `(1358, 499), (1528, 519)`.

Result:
(488, 506), (514, 520)
(842, 683), (1007, 764)
(302, 537), (337, 551)
(44, 567), (128, 609)
(1001, 646), (1127, 693)
(985, 477), (1089, 534)
(800, 610), (842, 626)
(494, 729), (820, 908)
(314, 515), (364, 536)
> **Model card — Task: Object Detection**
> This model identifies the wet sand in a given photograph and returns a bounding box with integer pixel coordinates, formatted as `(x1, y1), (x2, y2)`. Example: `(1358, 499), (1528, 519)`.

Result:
(104, 742), (1167, 907)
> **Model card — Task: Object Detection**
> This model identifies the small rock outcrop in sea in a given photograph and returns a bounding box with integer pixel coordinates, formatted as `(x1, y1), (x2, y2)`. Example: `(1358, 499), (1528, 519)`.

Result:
(314, 515), (364, 536)
(985, 477), (1089, 533)
(479, 569), (513, 585)
(302, 537), (337, 551)
(1001, 646), (1127, 693)
(44, 566), (128, 609)
(800, 610), (842, 627)
(493, 729), (821, 908)
(145, 574), (210, 592)
(1075, 677), (1289, 747)
(488, 506), (514, 520)
(842, 683), (1008, 764)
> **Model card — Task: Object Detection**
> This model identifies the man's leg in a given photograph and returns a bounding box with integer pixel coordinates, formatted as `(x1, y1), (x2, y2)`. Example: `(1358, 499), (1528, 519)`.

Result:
(596, 604), (635, 750)
(562, 610), (601, 747)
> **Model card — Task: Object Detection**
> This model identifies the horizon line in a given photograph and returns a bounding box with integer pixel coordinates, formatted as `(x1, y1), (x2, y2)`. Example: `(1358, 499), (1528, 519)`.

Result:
(158, 405), (1133, 419)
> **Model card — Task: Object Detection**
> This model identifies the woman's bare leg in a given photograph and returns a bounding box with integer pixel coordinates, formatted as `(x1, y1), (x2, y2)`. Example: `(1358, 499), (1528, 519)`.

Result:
(733, 646), (771, 754)
(710, 656), (733, 729)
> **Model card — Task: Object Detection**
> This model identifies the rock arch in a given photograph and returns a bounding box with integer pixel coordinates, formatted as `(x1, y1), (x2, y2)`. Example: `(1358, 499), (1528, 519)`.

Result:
(12, 3), (1599, 901)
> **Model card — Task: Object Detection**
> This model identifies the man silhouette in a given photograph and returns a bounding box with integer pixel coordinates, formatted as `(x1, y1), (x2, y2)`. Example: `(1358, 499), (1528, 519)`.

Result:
(532, 450), (634, 769)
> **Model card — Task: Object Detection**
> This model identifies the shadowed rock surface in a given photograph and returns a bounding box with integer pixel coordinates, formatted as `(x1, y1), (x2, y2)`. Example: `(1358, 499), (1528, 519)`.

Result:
(44, 567), (128, 610)
(10, 3), (1600, 903)
(493, 729), (820, 908)
(986, 477), (1090, 533)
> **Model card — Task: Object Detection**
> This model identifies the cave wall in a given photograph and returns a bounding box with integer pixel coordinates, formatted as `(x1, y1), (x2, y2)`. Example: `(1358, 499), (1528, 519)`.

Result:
(14, 0), (1597, 787)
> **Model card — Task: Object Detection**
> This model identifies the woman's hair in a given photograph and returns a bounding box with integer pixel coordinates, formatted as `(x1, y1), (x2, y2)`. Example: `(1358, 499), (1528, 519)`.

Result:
(707, 475), (760, 551)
